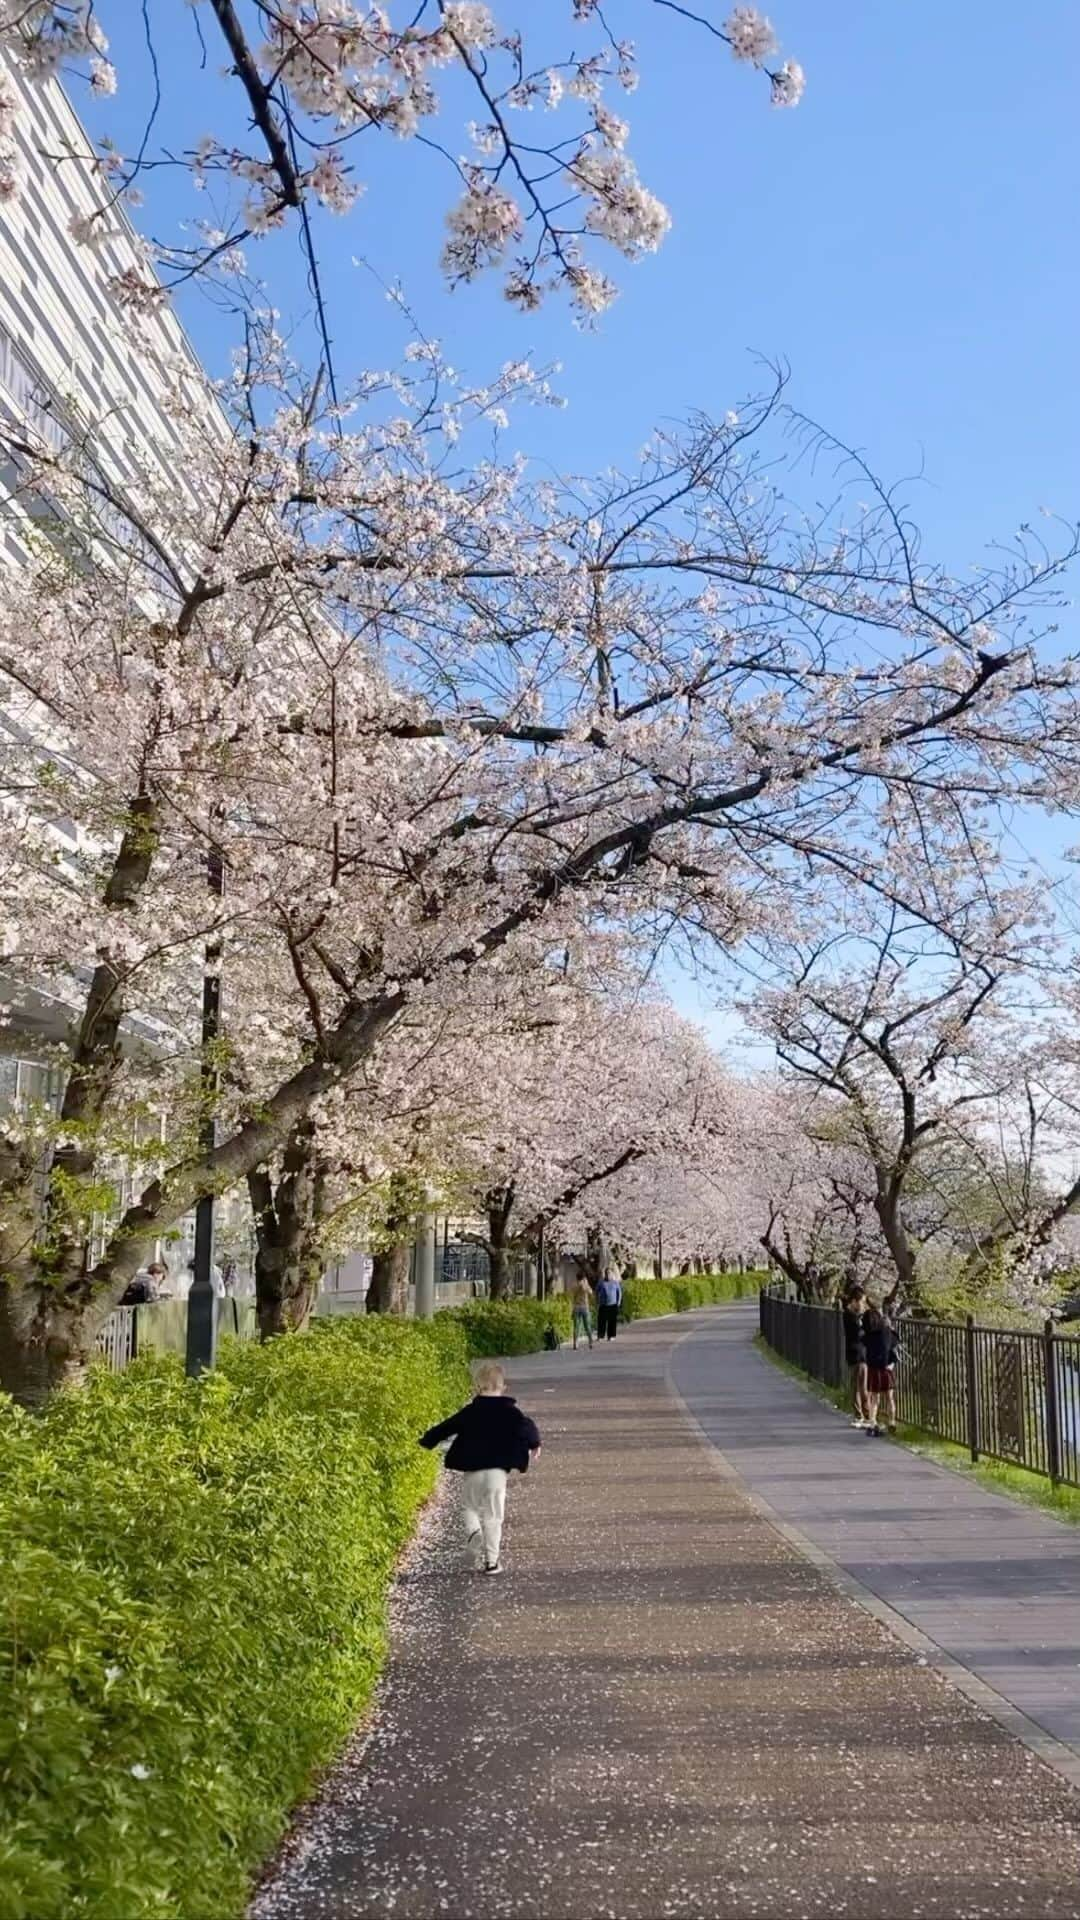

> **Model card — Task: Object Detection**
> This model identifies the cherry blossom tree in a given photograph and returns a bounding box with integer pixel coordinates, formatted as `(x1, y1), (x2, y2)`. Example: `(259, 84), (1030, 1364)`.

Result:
(559, 1110), (768, 1278)
(742, 889), (1080, 1311)
(2, 311), (1080, 1399)
(0, 3), (803, 315)
(447, 988), (741, 1292)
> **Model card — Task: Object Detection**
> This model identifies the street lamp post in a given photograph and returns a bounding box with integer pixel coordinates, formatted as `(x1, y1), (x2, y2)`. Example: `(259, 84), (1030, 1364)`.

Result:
(414, 1211), (436, 1319)
(185, 843), (224, 1378)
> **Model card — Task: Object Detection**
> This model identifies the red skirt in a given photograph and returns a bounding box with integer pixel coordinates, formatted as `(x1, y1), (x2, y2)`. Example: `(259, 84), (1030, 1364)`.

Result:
(867, 1365), (895, 1394)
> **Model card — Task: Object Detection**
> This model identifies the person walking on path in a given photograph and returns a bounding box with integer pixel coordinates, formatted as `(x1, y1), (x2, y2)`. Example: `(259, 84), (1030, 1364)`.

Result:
(571, 1276), (594, 1350)
(863, 1304), (899, 1436)
(842, 1285), (870, 1427)
(419, 1360), (541, 1574)
(596, 1270), (622, 1342)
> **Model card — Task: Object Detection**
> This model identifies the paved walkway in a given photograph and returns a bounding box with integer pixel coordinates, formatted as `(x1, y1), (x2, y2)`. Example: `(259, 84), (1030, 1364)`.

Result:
(672, 1305), (1080, 1766)
(254, 1311), (1080, 1920)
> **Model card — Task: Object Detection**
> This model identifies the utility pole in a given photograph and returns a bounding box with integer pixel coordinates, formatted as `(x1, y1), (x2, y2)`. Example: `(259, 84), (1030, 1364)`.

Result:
(185, 840), (224, 1377)
(414, 1211), (436, 1319)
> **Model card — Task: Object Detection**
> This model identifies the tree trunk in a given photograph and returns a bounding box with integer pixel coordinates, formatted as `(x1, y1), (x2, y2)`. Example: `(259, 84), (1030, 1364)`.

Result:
(759, 1231), (836, 1305)
(485, 1184), (516, 1300)
(0, 794), (163, 1403)
(0, 1282), (104, 1407)
(364, 1173), (417, 1315)
(367, 1241), (410, 1315)
(488, 1240), (509, 1299)
(585, 1225), (608, 1287)
(873, 1176), (918, 1307)
(249, 1121), (327, 1340)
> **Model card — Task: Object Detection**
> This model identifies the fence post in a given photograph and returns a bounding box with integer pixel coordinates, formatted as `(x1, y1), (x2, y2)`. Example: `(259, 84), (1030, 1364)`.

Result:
(965, 1313), (980, 1463)
(1044, 1318), (1063, 1487)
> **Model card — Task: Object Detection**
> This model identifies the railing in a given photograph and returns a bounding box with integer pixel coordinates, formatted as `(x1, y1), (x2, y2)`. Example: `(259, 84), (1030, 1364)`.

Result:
(759, 1288), (1080, 1491)
(95, 1305), (138, 1370)
(93, 1274), (482, 1371)
(95, 1296), (257, 1372)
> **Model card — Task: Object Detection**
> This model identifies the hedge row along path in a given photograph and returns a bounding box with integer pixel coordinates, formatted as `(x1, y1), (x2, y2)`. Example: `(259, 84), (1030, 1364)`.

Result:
(254, 1308), (1080, 1920)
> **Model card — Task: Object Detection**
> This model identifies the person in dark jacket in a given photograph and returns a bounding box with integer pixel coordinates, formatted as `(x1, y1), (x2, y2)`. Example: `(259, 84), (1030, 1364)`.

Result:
(419, 1360), (541, 1574)
(595, 1270), (622, 1342)
(842, 1285), (870, 1428)
(863, 1306), (899, 1436)
(120, 1271), (154, 1306)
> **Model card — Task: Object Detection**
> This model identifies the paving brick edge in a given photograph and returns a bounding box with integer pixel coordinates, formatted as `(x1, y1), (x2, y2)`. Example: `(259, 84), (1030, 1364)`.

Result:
(664, 1327), (1080, 1798)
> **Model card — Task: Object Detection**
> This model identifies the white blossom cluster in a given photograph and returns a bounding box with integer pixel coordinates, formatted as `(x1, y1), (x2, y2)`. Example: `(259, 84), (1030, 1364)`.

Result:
(0, 69), (17, 203)
(1, 311), (1077, 1344)
(724, 8), (778, 67)
(0, 0), (114, 89)
(0, 1), (803, 304)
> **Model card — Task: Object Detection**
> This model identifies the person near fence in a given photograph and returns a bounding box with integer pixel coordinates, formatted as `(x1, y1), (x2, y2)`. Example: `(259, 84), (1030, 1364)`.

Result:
(120, 1270), (155, 1306)
(146, 1259), (172, 1299)
(571, 1276), (594, 1350)
(863, 1305), (899, 1436)
(418, 1359), (541, 1575)
(842, 1285), (871, 1428)
(596, 1270), (622, 1342)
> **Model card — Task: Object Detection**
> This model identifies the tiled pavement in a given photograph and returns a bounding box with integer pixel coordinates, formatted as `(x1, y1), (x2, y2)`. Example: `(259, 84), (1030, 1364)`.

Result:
(671, 1306), (1080, 1764)
(255, 1309), (1080, 1919)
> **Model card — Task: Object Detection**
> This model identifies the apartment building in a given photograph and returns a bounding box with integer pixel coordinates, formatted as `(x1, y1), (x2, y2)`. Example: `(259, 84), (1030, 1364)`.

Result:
(0, 46), (249, 1283)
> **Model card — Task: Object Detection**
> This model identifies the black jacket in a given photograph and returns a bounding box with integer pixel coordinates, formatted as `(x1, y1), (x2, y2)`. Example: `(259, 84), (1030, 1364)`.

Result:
(864, 1319), (898, 1370)
(842, 1307), (866, 1363)
(419, 1394), (541, 1474)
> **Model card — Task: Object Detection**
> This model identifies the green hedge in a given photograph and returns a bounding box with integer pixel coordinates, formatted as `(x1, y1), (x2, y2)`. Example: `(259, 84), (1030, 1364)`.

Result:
(0, 1316), (470, 1920)
(439, 1293), (572, 1355)
(0, 1277), (761, 1919)
(620, 1270), (765, 1321)
(442, 1273), (763, 1346)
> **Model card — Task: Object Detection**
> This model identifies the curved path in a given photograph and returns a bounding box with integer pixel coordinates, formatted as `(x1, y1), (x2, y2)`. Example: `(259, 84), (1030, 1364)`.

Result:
(253, 1308), (1080, 1920)
(672, 1305), (1080, 1773)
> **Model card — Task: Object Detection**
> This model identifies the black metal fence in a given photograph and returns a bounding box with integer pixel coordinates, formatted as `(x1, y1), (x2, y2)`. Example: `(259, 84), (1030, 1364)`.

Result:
(759, 1288), (1080, 1491)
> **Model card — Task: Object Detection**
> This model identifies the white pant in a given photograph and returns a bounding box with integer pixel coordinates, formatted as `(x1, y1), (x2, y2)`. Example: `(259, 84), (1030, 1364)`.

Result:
(461, 1468), (508, 1566)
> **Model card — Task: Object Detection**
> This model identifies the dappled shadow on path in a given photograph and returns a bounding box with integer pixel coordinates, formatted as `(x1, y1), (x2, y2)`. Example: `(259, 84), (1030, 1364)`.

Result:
(254, 1328), (1080, 1920)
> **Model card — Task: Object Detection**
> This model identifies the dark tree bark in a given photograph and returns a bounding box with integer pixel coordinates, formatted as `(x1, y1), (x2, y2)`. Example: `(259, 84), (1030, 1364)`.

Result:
(759, 1224), (838, 1305)
(366, 1174), (415, 1314)
(0, 795), (161, 1404)
(249, 1120), (328, 1339)
(485, 1183), (516, 1300)
(367, 1240), (411, 1315)
(584, 1225), (608, 1287)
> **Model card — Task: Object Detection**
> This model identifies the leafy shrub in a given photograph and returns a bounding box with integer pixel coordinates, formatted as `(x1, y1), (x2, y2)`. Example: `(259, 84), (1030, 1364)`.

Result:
(440, 1293), (572, 1355)
(0, 1275), (764, 1919)
(0, 1318), (469, 1920)
(621, 1270), (765, 1321)
(619, 1277), (678, 1320)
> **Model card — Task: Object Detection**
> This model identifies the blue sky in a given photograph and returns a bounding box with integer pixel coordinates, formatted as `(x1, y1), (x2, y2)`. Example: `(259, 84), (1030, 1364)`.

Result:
(80, 1), (1079, 1047)
(88, 1), (1079, 543)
